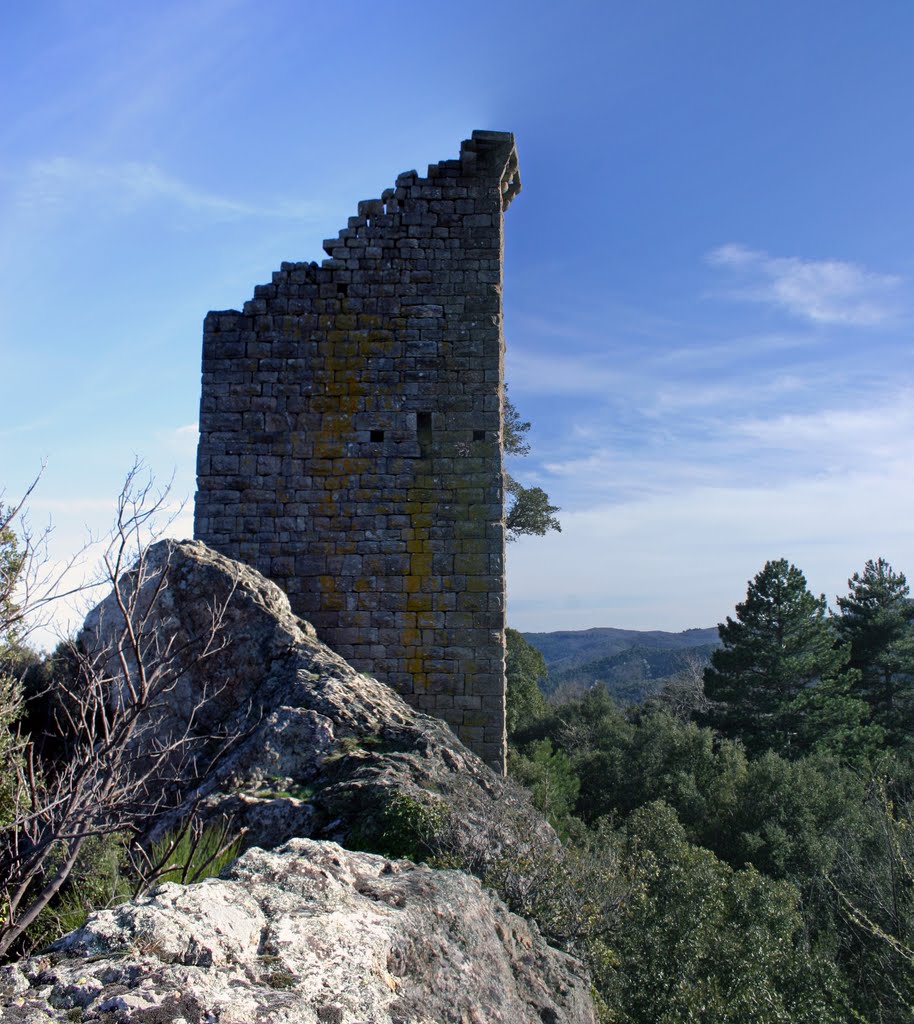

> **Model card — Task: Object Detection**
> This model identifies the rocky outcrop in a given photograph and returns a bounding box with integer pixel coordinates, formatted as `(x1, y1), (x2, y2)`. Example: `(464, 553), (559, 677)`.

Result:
(1, 539), (594, 1022)
(78, 539), (551, 857)
(1, 839), (593, 1023)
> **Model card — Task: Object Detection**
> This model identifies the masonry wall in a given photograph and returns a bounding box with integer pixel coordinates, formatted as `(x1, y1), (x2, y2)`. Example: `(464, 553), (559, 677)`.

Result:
(194, 131), (520, 771)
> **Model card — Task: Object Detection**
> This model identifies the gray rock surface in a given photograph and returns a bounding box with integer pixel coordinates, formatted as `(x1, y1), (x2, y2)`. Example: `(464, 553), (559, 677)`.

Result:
(80, 538), (553, 858)
(14, 538), (595, 1022)
(1, 839), (594, 1023)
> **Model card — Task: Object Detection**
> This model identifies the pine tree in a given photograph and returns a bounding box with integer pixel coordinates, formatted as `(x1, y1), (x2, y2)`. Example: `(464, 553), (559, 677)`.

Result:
(834, 558), (914, 744)
(704, 559), (849, 756)
(503, 392), (561, 542)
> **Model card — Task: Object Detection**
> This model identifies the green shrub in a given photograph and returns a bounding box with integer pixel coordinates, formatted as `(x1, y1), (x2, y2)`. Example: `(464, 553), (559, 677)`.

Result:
(20, 833), (132, 954)
(135, 817), (243, 891)
(0, 672), (24, 829)
(354, 794), (450, 863)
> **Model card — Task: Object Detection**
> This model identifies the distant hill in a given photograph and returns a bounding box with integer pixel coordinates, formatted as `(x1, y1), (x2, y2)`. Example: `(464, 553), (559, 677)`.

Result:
(522, 626), (720, 705)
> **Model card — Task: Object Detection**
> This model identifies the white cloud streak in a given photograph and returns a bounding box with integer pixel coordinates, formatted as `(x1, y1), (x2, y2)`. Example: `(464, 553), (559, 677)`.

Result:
(507, 351), (625, 396)
(532, 384), (914, 512)
(16, 157), (325, 221)
(737, 398), (914, 450)
(707, 243), (902, 326)
(508, 458), (914, 633)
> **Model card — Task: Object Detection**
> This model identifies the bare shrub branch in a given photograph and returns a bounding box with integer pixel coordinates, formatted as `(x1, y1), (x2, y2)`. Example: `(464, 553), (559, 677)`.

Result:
(0, 464), (237, 959)
(659, 651), (711, 721)
(0, 465), (96, 646)
(127, 814), (245, 895)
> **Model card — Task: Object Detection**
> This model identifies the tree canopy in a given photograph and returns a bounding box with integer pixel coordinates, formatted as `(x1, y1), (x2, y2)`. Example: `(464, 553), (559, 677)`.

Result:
(505, 627), (547, 735)
(0, 508), (25, 651)
(703, 559), (850, 756)
(503, 392), (561, 542)
(834, 557), (914, 744)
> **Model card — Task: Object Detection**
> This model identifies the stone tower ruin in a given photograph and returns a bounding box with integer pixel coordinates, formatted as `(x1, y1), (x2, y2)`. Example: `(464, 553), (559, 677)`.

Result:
(194, 130), (520, 771)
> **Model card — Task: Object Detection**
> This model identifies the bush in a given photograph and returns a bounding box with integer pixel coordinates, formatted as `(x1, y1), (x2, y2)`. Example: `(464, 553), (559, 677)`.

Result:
(133, 817), (244, 892)
(508, 739), (580, 837)
(595, 802), (850, 1024)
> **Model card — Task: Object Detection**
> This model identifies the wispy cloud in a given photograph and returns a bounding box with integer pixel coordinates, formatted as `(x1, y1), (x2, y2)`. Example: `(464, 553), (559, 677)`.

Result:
(656, 331), (821, 367)
(707, 243), (902, 326)
(531, 381), (914, 515)
(16, 157), (324, 221)
(0, 416), (55, 440)
(509, 346), (816, 418)
(507, 351), (625, 395)
(508, 455), (914, 632)
(159, 423), (200, 457)
(734, 391), (914, 467)
(647, 373), (808, 415)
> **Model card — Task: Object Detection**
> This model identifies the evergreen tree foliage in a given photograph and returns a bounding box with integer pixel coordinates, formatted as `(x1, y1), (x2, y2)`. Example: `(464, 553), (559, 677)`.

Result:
(502, 394), (531, 457)
(829, 779), (914, 1019)
(718, 750), (868, 885)
(790, 673), (885, 764)
(537, 685), (634, 822)
(505, 627), (547, 735)
(0, 511), (26, 830)
(504, 560), (914, 1022)
(504, 479), (562, 540)
(615, 708), (748, 840)
(703, 558), (850, 756)
(0, 673), (24, 830)
(0, 514), (25, 647)
(834, 557), (914, 743)
(507, 739), (580, 837)
(503, 391), (561, 542)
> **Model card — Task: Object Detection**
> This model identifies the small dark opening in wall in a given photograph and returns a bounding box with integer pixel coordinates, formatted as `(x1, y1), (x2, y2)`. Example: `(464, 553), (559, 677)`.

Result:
(370, 429), (384, 442)
(336, 283), (348, 297)
(473, 430), (486, 442)
(417, 411), (433, 448)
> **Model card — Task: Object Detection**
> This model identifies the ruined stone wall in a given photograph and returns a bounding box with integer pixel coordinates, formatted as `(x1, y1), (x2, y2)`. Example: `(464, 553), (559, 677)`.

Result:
(194, 131), (520, 771)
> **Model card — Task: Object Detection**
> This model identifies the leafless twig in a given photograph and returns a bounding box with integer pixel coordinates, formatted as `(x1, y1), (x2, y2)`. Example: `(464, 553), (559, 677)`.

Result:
(0, 464), (236, 958)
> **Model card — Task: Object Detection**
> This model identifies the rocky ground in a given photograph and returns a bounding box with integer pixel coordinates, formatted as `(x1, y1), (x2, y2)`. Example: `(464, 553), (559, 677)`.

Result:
(1, 540), (595, 1023)
(2, 839), (592, 1023)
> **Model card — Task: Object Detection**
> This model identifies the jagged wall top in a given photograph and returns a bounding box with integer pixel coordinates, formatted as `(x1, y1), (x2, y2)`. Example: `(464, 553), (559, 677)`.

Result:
(225, 132), (520, 318)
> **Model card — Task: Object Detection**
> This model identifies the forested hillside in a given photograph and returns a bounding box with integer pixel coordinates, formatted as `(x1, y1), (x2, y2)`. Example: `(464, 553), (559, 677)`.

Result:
(509, 557), (914, 1023)
(524, 626), (719, 673)
(523, 626), (719, 704)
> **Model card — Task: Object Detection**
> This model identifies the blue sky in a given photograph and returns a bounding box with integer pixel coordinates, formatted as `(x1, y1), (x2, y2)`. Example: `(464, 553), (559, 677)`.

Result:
(3, 0), (913, 640)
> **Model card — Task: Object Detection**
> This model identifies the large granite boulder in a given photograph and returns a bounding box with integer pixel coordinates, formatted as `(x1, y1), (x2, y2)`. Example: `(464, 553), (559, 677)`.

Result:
(0, 539), (594, 1022)
(1, 839), (594, 1023)
(77, 538), (552, 859)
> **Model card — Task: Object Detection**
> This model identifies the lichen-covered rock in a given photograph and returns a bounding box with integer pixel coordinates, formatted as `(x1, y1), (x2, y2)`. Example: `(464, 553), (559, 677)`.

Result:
(80, 538), (554, 860)
(2, 840), (595, 1023)
(23, 539), (596, 1021)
